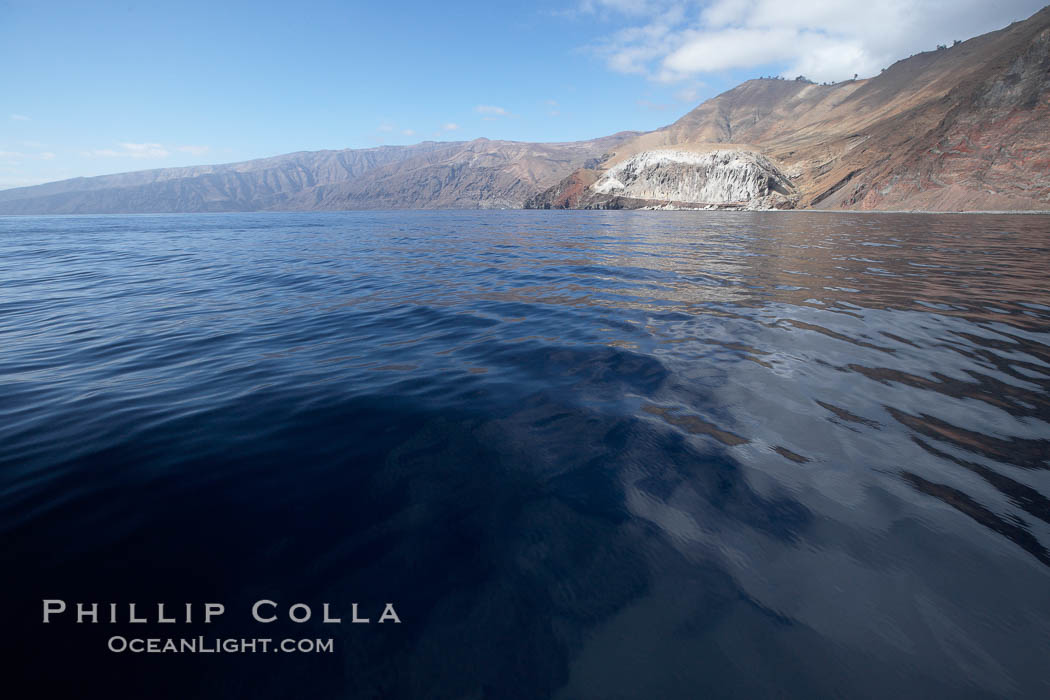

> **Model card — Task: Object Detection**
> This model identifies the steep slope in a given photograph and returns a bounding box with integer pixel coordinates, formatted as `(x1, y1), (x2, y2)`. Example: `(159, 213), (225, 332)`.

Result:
(533, 6), (1050, 212)
(4, 7), (1049, 214)
(0, 145), (441, 214)
(0, 134), (636, 214)
(280, 135), (637, 210)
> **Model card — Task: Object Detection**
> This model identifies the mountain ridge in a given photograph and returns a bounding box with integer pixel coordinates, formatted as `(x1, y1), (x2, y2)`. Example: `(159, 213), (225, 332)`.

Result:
(0, 134), (639, 214)
(531, 6), (1050, 211)
(4, 6), (1049, 214)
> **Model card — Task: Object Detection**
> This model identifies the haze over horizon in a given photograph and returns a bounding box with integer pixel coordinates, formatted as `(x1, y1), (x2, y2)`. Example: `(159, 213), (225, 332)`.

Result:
(3, 0), (1046, 190)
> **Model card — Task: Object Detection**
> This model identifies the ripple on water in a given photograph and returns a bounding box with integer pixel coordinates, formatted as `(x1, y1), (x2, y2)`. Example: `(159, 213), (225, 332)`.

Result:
(1, 210), (1049, 699)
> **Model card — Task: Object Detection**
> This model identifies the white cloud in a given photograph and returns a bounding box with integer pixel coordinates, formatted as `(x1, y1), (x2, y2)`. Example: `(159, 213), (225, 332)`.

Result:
(0, 149), (56, 161)
(664, 27), (797, 74)
(378, 123), (395, 132)
(442, 123), (460, 131)
(582, 0), (1047, 83)
(178, 145), (210, 156)
(86, 142), (171, 159)
(674, 84), (703, 102)
(9, 114), (29, 121)
(402, 129), (416, 136)
(637, 99), (672, 111)
(120, 142), (170, 158)
(580, 0), (660, 15)
(475, 104), (509, 116)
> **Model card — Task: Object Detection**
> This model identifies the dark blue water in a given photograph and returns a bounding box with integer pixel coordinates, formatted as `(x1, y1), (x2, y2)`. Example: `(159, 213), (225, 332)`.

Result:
(2, 211), (1049, 698)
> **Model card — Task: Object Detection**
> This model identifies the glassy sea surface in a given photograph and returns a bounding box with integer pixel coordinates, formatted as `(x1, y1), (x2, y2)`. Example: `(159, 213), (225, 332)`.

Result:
(2, 211), (1049, 699)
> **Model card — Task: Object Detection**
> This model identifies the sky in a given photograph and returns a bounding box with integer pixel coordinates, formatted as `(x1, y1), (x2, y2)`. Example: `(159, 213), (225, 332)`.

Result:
(2, 0), (1046, 189)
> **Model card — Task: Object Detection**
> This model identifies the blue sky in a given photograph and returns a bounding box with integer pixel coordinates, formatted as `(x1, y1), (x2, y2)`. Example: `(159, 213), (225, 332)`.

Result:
(2, 0), (1045, 188)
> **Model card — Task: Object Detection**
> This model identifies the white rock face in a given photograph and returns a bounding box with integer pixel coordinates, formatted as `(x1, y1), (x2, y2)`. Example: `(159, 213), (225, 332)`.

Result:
(592, 149), (793, 205)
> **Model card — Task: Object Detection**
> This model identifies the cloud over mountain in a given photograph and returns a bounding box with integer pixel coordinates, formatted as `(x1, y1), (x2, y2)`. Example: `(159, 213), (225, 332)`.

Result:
(586, 0), (1047, 83)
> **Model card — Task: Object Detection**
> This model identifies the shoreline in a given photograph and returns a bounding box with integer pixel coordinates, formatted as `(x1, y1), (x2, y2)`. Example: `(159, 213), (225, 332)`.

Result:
(3, 207), (1050, 217)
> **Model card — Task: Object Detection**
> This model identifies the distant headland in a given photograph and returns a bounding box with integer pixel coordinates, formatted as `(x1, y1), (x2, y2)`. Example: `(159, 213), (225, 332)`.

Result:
(2, 7), (1049, 215)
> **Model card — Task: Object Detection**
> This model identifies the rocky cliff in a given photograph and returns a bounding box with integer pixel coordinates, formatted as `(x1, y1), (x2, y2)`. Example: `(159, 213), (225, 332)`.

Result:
(530, 6), (1050, 212)
(530, 149), (795, 210)
(4, 7), (1050, 214)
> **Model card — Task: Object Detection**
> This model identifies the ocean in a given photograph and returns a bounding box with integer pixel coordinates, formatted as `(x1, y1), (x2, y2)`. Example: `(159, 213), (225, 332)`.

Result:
(2, 210), (1049, 698)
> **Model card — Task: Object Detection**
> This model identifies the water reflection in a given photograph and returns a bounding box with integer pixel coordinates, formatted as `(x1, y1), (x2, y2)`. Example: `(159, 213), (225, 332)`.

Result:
(1, 210), (1048, 698)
